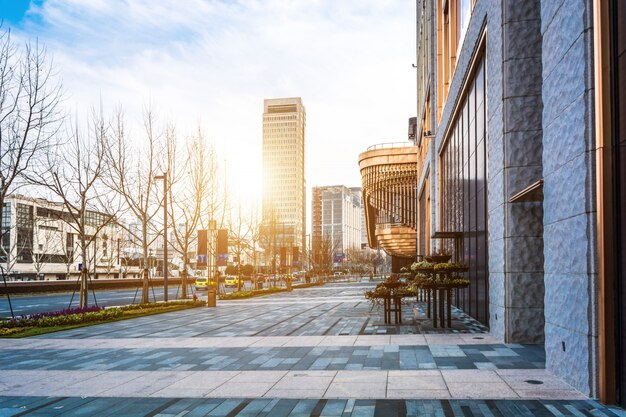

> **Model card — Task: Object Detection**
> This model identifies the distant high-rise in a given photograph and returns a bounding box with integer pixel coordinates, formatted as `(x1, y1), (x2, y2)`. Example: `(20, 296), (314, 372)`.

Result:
(349, 187), (368, 249)
(261, 98), (306, 265)
(311, 185), (362, 268)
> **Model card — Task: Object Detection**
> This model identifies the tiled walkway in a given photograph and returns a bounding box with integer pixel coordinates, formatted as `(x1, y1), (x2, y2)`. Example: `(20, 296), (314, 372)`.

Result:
(0, 281), (624, 416)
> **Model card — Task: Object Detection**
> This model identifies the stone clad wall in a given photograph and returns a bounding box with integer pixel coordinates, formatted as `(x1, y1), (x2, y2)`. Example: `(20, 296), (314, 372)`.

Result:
(540, 0), (598, 396)
(417, 0), (599, 396)
(501, 0), (546, 344)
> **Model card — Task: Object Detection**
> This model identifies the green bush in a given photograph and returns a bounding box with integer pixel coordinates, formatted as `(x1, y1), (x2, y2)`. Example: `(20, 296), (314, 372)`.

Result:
(0, 300), (204, 330)
(219, 287), (284, 300)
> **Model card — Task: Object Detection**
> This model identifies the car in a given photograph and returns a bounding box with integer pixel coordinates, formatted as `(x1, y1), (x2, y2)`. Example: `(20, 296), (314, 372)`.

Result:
(224, 276), (241, 288)
(194, 277), (215, 291)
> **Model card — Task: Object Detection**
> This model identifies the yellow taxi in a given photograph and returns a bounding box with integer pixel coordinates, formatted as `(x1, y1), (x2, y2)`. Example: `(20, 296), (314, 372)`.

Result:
(224, 275), (241, 288)
(194, 277), (215, 291)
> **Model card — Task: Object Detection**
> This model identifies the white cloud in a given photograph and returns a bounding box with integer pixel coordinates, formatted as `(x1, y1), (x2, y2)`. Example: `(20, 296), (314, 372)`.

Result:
(15, 0), (415, 222)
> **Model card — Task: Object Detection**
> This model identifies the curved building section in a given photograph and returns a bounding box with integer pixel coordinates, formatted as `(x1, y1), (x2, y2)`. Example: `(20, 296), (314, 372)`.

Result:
(358, 143), (417, 259)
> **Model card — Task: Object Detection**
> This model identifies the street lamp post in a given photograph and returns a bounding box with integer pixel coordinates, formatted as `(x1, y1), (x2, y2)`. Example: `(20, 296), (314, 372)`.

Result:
(155, 173), (168, 302)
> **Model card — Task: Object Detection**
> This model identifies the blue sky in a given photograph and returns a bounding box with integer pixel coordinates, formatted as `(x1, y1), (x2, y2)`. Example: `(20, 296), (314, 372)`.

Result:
(0, 0), (31, 25)
(1, 0), (416, 216)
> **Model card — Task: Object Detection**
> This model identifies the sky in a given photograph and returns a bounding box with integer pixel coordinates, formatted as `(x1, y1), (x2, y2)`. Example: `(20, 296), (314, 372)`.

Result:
(1, 0), (416, 220)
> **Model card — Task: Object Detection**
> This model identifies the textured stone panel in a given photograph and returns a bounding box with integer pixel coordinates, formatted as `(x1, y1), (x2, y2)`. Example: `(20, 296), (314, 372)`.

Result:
(540, 0), (567, 33)
(505, 236), (545, 273)
(504, 95), (543, 133)
(487, 170), (504, 221)
(504, 0), (541, 23)
(507, 307), (545, 343)
(505, 165), (543, 199)
(542, 94), (589, 175)
(504, 19), (542, 60)
(508, 273), (545, 308)
(505, 130), (543, 167)
(489, 304), (506, 340)
(542, 37), (587, 126)
(542, 154), (589, 225)
(503, 57), (543, 98)
(488, 198), (504, 223)
(543, 214), (591, 275)
(544, 273), (590, 335)
(486, 16), (504, 111)
(544, 322), (593, 396)
(489, 271), (505, 307)
(488, 110), (504, 167)
(488, 237), (505, 274)
(506, 202), (543, 238)
(541, 0), (586, 75)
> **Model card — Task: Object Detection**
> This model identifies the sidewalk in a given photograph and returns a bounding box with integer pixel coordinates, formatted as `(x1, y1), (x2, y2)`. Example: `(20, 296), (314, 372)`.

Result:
(0, 282), (624, 416)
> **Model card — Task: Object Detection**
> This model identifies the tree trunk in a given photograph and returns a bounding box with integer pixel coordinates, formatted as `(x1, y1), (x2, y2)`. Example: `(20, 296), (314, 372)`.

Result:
(181, 261), (188, 299)
(142, 267), (149, 303)
(80, 268), (88, 308)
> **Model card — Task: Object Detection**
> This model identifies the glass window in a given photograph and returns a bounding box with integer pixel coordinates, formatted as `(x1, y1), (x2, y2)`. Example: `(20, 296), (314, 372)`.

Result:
(439, 54), (488, 325)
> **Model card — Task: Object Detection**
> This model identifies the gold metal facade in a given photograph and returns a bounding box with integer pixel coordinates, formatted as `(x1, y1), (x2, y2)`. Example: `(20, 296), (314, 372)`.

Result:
(358, 144), (418, 258)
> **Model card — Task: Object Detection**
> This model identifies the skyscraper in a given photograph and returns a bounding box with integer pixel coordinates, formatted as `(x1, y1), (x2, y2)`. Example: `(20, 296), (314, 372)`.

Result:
(311, 185), (362, 269)
(261, 98), (306, 268)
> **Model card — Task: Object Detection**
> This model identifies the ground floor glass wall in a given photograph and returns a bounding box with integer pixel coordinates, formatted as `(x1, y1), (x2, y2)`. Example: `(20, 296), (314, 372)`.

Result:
(439, 55), (488, 325)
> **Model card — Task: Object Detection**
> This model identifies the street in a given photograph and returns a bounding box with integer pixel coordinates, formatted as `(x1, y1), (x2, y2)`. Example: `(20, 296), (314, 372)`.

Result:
(0, 282), (259, 318)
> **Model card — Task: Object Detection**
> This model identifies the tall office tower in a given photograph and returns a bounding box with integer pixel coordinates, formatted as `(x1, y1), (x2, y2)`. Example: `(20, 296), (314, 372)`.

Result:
(349, 187), (368, 249)
(311, 185), (362, 267)
(261, 98), (306, 267)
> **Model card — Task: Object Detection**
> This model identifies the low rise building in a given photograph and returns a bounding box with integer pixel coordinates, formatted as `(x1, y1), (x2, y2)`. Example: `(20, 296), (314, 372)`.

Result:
(0, 195), (122, 281)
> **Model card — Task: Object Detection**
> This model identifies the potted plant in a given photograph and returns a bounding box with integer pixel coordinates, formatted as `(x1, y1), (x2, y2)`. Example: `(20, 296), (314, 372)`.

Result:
(433, 262), (469, 273)
(411, 261), (435, 273)
(425, 248), (452, 264)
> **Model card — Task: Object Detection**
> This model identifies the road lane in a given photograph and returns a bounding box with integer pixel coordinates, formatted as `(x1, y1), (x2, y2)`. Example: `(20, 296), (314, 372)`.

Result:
(0, 282), (257, 317)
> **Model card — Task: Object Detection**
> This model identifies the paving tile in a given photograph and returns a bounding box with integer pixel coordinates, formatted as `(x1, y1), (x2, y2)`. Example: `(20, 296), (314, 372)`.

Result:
(446, 382), (519, 399)
(515, 389), (588, 400)
(386, 389), (451, 399)
(324, 382), (387, 399)
(387, 375), (447, 390)
(207, 382), (275, 397)
(441, 369), (504, 383)
(264, 388), (328, 399)
(333, 370), (387, 383)
(229, 370), (287, 383)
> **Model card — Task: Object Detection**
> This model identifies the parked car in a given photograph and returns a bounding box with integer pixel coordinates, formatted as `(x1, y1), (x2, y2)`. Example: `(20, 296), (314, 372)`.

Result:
(224, 276), (241, 288)
(194, 277), (215, 291)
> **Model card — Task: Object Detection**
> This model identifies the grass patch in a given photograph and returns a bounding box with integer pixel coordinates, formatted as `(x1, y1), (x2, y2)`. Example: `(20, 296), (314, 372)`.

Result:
(292, 282), (322, 289)
(218, 287), (286, 300)
(0, 300), (204, 338)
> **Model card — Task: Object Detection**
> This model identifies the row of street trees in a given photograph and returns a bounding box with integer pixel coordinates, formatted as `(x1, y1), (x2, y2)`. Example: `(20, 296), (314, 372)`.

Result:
(0, 28), (386, 308)
(0, 28), (232, 307)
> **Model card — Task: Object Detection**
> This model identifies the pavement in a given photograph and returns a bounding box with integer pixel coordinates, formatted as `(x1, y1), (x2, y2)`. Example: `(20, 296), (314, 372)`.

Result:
(0, 280), (624, 416)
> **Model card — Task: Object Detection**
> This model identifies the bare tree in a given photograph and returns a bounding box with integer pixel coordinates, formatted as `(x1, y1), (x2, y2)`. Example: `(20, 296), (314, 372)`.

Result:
(243, 202), (262, 288)
(35, 113), (118, 307)
(311, 233), (341, 276)
(0, 27), (63, 282)
(166, 129), (214, 298)
(106, 109), (165, 304)
(228, 204), (253, 291)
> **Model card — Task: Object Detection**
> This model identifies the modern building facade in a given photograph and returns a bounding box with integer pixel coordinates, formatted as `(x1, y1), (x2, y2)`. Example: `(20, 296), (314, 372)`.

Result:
(349, 187), (369, 249)
(0, 195), (121, 280)
(311, 185), (362, 267)
(408, 0), (625, 405)
(358, 142), (418, 272)
(261, 98), (306, 262)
